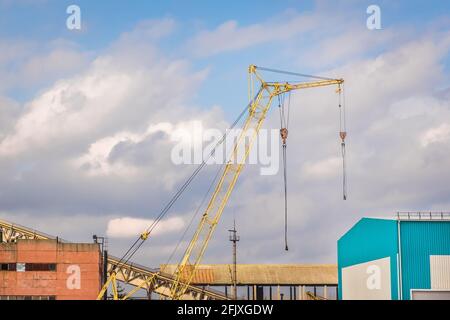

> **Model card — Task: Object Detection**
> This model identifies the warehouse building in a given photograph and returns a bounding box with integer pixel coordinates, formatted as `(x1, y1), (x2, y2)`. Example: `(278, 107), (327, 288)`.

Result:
(0, 239), (102, 300)
(160, 264), (338, 300)
(338, 212), (450, 300)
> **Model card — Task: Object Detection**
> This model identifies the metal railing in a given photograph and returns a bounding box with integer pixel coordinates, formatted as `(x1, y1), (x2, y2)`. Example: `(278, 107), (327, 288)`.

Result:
(396, 211), (450, 220)
(0, 218), (70, 243)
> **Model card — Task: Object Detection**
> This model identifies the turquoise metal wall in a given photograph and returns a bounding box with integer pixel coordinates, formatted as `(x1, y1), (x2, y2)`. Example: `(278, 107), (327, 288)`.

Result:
(399, 221), (450, 300)
(337, 218), (399, 300)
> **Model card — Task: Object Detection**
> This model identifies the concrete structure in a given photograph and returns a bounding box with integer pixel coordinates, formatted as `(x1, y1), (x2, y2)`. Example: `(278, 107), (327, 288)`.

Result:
(0, 239), (101, 300)
(338, 213), (450, 300)
(160, 264), (338, 300)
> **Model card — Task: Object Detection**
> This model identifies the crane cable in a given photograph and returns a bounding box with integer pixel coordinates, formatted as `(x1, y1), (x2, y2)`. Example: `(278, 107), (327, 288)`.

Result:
(256, 66), (347, 249)
(278, 92), (290, 251)
(112, 87), (263, 272)
(338, 83), (347, 200)
(256, 66), (337, 81)
(161, 160), (226, 275)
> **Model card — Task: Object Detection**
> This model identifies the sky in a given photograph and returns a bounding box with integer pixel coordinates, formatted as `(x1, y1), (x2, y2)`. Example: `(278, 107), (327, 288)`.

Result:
(0, 0), (449, 270)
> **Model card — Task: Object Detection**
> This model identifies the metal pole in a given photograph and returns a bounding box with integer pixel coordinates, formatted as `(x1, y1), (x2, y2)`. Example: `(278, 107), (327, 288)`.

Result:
(397, 219), (403, 300)
(228, 220), (240, 300)
(103, 249), (108, 300)
(94, 235), (108, 300)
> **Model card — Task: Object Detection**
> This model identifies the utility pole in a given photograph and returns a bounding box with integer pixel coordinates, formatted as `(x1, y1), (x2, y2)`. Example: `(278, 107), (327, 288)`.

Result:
(228, 220), (239, 300)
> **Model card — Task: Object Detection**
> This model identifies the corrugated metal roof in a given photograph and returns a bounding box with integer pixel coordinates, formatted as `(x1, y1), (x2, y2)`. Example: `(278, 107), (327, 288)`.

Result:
(160, 264), (337, 285)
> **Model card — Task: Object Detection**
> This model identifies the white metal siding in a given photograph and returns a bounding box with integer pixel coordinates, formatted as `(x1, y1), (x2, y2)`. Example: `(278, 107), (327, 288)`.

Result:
(411, 290), (450, 300)
(430, 255), (450, 289)
(341, 257), (391, 300)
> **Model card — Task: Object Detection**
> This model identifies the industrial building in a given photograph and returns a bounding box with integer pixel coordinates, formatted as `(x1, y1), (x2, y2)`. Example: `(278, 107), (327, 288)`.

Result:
(0, 219), (337, 300)
(0, 239), (102, 300)
(338, 212), (450, 300)
(3, 213), (450, 300)
(160, 264), (338, 300)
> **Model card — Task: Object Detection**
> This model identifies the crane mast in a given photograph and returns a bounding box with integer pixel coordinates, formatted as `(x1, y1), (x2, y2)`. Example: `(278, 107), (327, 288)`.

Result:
(169, 65), (344, 299)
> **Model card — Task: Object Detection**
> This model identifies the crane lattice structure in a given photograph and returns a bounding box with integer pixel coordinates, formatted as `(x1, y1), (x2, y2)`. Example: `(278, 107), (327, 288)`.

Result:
(169, 65), (344, 299)
(97, 65), (345, 300)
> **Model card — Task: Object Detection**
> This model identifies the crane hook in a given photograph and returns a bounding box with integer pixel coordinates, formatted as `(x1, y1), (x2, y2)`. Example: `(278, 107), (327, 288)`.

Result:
(280, 128), (288, 146)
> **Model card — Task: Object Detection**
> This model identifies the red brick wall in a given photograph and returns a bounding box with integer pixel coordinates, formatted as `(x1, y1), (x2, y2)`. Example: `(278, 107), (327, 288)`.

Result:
(0, 240), (101, 300)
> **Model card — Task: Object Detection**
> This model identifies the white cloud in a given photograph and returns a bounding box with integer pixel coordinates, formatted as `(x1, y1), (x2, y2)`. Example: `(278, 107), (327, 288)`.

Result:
(1, 8), (450, 268)
(186, 11), (322, 57)
(303, 157), (341, 179)
(19, 48), (89, 85)
(0, 47), (209, 158)
(0, 95), (21, 138)
(106, 216), (184, 238)
(71, 119), (223, 183)
(117, 18), (176, 43)
(421, 123), (450, 147)
(299, 26), (399, 68)
(0, 39), (91, 93)
(0, 39), (33, 65)
(198, 34), (450, 264)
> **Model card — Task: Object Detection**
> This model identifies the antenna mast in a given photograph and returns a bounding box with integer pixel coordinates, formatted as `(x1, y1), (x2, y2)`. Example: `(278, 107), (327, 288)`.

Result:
(228, 220), (240, 300)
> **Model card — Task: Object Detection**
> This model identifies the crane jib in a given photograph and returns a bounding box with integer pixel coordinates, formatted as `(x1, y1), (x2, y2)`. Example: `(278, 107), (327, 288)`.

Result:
(169, 66), (346, 299)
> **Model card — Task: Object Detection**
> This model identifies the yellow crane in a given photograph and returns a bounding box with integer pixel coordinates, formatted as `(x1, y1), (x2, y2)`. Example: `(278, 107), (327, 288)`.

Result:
(98, 65), (345, 300)
(169, 65), (344, 299)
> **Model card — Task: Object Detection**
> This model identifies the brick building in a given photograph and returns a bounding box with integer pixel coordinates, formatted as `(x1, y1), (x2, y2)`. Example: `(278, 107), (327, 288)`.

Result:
(0, 239), (101, 300)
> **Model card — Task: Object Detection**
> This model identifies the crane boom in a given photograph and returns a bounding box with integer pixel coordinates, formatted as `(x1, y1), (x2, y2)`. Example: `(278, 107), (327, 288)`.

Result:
(169, 65), (344, 299)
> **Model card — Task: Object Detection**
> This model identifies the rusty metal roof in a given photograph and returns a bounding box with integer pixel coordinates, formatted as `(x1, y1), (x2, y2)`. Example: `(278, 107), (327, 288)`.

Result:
(160, 264), (337, 285)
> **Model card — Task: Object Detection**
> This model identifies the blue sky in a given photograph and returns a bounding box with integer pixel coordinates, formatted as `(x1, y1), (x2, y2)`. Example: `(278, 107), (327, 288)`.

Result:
(1, 0), (449, 115)
(0, 1), (450, 268)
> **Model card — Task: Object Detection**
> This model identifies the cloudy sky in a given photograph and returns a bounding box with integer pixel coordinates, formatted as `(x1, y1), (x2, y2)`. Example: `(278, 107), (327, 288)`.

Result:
(0, 0), (449, 268)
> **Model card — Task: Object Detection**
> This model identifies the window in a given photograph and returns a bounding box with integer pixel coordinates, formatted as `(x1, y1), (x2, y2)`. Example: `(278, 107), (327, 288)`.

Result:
(327, 286), (338, 300)
(268, 286), (277, 300)
(261, 286), (272, 300)
(16, 263), (25, 272)
(279, 286), (290, 300)
(315, 286), (325, 298)
(256, 286), (264, 300)
(25, 263), (57, 271)
(0, 296), (56, 300)
(236, 286), (247, 300)
(304, 286), (315, 298)
(0, 263), (16, 271)
(0, 263), (56, 272)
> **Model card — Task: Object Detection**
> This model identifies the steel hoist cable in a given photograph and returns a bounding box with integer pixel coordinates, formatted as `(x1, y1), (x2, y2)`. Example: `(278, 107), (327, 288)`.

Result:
(112, 88), (263, 271)
(338, 83), (347, 200)
(256, 66), (337, 81)
(257, 65), (347, 251)
(162, 160), (226, 275)
(278, 92), (290, 251)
